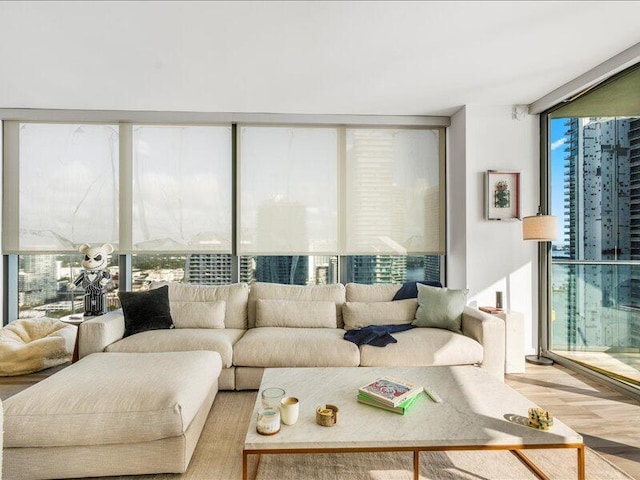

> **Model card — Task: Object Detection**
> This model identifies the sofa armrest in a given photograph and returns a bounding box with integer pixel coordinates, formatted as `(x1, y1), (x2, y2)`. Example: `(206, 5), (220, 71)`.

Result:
(461, 306), (505, 381)
(78, 309), (126, 359)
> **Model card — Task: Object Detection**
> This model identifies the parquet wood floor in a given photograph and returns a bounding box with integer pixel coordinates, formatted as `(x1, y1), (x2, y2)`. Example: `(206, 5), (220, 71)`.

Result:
(1, 361), (638, 478)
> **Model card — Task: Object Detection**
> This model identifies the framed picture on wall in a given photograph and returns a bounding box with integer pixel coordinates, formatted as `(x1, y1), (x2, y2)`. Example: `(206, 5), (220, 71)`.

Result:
(485, 170), (520, 220)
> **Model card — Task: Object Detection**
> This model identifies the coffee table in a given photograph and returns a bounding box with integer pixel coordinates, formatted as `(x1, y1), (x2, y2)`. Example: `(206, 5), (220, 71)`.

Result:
(243, 366), (585, 480)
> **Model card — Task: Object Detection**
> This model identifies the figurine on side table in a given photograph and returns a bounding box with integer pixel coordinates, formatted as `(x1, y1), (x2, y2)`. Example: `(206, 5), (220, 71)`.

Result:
(67, 243), (114, 317)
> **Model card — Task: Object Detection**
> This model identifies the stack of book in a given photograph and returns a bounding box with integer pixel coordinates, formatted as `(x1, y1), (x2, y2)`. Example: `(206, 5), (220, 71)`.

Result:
(357, 376), (423, 415)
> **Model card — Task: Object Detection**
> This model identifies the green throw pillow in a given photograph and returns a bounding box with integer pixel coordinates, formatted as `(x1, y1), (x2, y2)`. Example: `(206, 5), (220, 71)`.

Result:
(412, 283), (468, 333)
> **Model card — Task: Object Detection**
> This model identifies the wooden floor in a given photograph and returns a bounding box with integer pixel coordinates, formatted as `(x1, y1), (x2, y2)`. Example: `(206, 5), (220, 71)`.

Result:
(505, 363), (640, 479)
(1, 362), (639, 479)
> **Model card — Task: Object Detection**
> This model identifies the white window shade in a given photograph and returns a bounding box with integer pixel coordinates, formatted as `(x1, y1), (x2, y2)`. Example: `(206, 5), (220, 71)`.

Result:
(132, 125), (232, 252)
(238, 126), (338, 255)
(17, 123), (119, 251)
(345, 129), (443, 255)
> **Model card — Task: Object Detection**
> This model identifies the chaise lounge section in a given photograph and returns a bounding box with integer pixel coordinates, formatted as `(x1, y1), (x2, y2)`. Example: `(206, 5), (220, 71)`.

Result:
(3, 351), (222, 480)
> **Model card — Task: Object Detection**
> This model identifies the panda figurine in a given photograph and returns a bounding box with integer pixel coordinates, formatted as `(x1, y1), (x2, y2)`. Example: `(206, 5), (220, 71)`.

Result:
(67, 243), (115, 316)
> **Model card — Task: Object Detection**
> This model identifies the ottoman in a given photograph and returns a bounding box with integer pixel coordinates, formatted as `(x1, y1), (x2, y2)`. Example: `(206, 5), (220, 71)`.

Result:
(3, 351), (222, 480)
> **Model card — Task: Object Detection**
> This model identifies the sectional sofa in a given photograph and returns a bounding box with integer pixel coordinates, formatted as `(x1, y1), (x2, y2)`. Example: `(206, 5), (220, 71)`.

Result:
(4, 281), (506, 479)
(79, 281), (506, 387)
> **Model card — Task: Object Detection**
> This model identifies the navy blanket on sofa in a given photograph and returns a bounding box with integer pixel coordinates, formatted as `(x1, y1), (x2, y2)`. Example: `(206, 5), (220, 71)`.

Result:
(343, 324), (415, 347)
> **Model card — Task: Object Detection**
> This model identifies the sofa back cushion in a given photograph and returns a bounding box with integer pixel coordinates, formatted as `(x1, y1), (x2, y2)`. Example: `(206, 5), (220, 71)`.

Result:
(342, 299), (418, 330)
(412, 283), (467, 333)
(151, 282), (249, 329)
(248, 282), (346, 328)
(170, 300), (226, 329)
(345, 283), (402, 302)
(255, 299), (337, 328)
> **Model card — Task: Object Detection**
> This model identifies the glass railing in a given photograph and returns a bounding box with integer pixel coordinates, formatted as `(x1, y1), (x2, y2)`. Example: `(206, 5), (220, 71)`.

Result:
(551, 260), (640, 387)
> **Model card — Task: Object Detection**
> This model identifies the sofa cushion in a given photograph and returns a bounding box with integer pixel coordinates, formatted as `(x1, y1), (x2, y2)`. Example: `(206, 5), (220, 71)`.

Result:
(3, 351), (222, 448)
(170, 300), (226, 329)
(255, 299), (336, 328)
(152, 282), (249, 329)
(342, 299), (418, 330)
(119, 285), (174, 338)
(248, 282), (345, 328)
(413, 283), (467, 333)
(345, 283), (402, 302)
(233, 327), (359, 367)
(359, 328), (483, 367)
(105, 328), (244, 368)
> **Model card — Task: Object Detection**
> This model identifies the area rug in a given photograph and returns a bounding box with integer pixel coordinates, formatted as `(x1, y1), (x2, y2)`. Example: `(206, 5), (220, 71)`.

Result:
(254, 448), (634, 480)
(93, 391), (634, 480)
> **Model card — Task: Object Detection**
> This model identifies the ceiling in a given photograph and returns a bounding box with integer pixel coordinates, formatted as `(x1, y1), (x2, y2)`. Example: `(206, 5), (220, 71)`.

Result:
(1, 1), (639, 117)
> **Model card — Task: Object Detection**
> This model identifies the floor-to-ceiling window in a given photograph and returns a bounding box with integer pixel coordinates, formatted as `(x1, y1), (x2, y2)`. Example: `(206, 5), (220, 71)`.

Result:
(3, 116), (446, 322)
(546, 65), (640, 389)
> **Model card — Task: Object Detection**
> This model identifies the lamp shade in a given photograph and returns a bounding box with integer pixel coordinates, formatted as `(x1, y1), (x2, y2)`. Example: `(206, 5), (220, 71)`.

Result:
(522, 214), (557, 241)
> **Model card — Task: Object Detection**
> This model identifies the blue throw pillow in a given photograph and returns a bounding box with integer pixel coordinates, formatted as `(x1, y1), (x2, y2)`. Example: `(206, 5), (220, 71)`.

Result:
(119, 285), (174, 338)
(392, 280), (442, 301)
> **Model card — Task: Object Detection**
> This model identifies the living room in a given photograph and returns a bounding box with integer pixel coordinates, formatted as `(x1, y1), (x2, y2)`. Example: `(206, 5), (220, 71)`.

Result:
(0, 1), (639, 479)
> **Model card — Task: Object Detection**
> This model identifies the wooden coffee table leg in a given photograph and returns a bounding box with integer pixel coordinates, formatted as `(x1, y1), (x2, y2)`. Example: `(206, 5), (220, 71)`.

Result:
(577, 445), (586, 480)
(242, 450), (248, 480)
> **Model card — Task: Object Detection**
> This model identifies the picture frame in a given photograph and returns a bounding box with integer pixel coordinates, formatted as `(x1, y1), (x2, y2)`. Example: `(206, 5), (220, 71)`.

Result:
(485, 170), (520, 220)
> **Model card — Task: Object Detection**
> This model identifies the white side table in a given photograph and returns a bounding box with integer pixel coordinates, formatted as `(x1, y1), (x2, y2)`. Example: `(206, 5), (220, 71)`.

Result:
(60, 314), (85, 363)
(494, 311), (525, 374)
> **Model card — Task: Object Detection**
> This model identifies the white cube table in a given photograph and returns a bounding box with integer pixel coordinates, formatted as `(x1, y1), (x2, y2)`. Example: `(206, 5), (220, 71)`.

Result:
(243, 366), (584, 480)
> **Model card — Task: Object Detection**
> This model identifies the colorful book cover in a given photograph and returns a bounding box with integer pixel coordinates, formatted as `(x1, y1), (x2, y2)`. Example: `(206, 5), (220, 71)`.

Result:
(358, 376), (423, 407)
(357, 392), (420, 415)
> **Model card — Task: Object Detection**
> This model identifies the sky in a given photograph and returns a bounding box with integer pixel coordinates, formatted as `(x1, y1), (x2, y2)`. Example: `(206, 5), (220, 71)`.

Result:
(550, 118), (567, 246)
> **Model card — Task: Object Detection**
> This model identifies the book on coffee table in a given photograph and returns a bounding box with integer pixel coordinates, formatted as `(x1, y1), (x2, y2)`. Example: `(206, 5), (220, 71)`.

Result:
(358, 376), (423, 407)
(357, 391), (420, 415)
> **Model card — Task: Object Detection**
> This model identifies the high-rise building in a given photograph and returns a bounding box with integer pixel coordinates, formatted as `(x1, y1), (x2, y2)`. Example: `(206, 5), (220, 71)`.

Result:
(185, 254), (253, 284)
(346, 255), (407, 284)
(563, 117), (638, 348)
(255, 256), (308, 284)
(19, 255), (58, 308)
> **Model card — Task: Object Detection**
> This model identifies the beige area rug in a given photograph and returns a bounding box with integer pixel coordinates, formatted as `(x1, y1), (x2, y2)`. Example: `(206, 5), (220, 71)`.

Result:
(101, 391), (632, 480)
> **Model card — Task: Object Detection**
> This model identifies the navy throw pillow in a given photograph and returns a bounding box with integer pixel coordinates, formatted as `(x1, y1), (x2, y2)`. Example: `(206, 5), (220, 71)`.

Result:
(119, 285), (174, 338)
(392, 280), (443, 301)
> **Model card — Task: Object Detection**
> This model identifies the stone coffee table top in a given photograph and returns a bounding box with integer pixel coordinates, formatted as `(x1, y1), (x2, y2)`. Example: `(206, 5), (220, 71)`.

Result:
(245, 366), (583, 451)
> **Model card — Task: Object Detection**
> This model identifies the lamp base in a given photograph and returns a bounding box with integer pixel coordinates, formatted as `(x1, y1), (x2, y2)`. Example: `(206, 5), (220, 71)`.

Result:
(525, 354), (554, 366)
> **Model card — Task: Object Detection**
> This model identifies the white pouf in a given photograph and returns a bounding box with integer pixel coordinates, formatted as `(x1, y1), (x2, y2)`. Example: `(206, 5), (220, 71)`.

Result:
(0, 318), (76, 376)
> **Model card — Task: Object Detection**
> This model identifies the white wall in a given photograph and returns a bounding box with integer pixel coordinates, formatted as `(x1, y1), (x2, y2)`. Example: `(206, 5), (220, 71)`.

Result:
(448, 105), (539, 355)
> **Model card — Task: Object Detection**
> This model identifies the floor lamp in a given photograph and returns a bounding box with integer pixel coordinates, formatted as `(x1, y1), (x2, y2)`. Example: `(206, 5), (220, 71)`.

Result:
(522, 212), (557, 366)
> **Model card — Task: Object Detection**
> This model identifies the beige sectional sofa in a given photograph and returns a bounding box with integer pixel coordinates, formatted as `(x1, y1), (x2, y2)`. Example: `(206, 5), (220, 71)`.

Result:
(79, 281), (506, 387)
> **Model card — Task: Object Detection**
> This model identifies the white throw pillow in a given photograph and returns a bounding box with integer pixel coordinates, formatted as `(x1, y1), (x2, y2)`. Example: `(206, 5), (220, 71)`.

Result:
(342, 299), (418, 331)
(255, 299), (337, 328)
(170, 300), (226, 329)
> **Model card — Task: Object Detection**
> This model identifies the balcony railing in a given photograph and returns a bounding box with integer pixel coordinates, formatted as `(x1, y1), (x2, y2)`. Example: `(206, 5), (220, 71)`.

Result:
(551, 260), (640, 386)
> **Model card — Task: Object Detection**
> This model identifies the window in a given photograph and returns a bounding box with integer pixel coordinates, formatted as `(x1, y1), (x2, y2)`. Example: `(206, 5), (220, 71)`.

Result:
(17, 123), (119, 250)
(238, 126), (338, 255)
(132, 125), (232, 252)
(4, 118), (446, 323)
(546, 65), (640, 389)
(345, 255), (440, 284)
(18, 254), (119, 318)
(242, 256), (338, 285)
(7, 123), (120, 319)
(345, 128), (443, 254)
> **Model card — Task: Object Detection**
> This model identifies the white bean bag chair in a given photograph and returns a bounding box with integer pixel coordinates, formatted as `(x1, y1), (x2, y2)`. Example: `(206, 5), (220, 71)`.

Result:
(0, 318), (77, 376)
